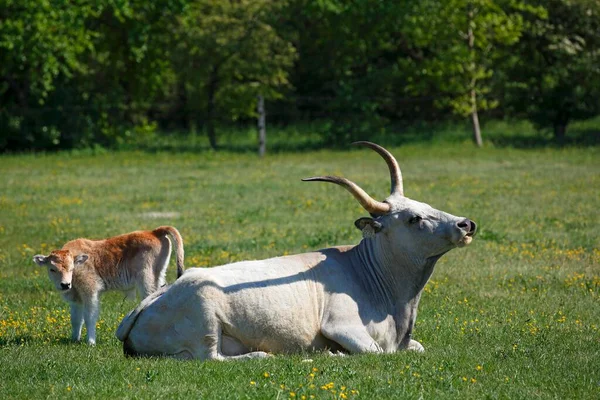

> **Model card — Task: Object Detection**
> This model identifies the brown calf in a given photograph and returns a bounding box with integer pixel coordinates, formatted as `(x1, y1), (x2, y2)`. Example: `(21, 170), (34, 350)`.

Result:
(33, 226), (185, 345)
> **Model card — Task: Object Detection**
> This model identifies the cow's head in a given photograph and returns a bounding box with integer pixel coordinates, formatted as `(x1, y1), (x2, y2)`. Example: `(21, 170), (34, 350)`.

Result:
(33, 250), (88, 291)
(303, 142), (476, 262)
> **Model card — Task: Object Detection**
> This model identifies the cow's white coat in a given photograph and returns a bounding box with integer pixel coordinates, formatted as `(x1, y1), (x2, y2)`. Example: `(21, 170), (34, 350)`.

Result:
(117, 143), (476, 359)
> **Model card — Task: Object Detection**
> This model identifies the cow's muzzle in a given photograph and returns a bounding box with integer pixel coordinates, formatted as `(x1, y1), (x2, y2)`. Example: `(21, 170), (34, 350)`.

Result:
(60, 282), (71, 290)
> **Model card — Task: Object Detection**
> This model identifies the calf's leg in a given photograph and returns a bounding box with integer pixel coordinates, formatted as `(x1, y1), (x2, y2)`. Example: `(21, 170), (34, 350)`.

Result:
(83, 295), (100, 345)
(70, 303), (84, 342)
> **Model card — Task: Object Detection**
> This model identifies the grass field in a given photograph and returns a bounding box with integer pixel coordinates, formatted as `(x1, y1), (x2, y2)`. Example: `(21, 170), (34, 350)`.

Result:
(0, 138), (599, 398)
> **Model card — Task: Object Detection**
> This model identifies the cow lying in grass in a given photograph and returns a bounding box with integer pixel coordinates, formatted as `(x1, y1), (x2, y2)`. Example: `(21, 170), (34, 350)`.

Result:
(34, 226), (185, 345)
(117, 142), (477, 359)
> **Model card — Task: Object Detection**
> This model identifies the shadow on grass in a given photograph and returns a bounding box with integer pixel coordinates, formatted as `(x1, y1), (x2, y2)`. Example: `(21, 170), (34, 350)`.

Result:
(135, 118), (600, 154)
(488, 127), (600, 149)
(17, 118), (597, 156)
(140, 139), (329, 155)
(132, 122), (447, 154)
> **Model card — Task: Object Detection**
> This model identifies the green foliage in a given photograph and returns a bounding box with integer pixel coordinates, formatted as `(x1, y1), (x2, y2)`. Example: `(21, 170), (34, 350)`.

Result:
(0, 0), (188, 150)
(173, 0), (296, 147)
(0, 0), (599, 150)
(0, 144), (598, 398)
(0, 0), (95, 148)
(501, 0), (600, 140)
(402, 0), (529, 118)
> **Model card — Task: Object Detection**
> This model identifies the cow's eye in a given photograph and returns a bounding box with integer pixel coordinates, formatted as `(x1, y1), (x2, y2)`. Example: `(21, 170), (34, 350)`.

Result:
(50, 268), (57, 273)
(409, 216), (422, 224)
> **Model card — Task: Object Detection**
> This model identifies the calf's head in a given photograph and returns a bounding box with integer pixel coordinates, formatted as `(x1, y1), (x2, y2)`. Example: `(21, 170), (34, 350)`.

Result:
(303, 142), (476, 261)
(33, 250), (89, 291)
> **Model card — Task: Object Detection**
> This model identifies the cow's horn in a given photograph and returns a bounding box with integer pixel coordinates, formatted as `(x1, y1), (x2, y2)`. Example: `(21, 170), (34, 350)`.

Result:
(302, 176), (391, 215)
(352, 141), (404, 196)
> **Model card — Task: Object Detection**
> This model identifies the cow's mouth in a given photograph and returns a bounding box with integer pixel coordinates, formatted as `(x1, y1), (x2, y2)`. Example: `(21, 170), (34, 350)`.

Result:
(457, 235), (473, 247)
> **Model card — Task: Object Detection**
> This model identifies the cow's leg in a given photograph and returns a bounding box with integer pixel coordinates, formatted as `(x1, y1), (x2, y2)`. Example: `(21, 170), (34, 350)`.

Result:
(83, 295), (100, 345)
(70, 303), (84, 342)
(320, 323), (383, 354)
(221, 335), (250, 356)
(199, 329), (269, 361)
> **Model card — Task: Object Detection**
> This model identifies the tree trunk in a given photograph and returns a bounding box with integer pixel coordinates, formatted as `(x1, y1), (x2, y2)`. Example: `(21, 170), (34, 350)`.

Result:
(553, 123), (567, 144)
(470, 89), (483, 147)
(206, 69), (218, 150)
(177, 81), (196, 134)
(467, 8), (483, 148)
(257, 95), (266, 157)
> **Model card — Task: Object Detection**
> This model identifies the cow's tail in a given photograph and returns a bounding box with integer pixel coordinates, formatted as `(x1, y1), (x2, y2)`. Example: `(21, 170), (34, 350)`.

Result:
(116, 285), (168, 342)
(153, 226), (185, 278)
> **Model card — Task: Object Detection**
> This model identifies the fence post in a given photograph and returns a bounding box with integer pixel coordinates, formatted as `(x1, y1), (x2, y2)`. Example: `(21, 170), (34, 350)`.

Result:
(257, 95), (266, 157)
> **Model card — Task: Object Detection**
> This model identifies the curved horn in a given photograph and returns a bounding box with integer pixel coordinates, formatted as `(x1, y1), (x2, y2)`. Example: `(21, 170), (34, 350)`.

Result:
(302, 176), (391, 215)
(352, 141), (403, 196)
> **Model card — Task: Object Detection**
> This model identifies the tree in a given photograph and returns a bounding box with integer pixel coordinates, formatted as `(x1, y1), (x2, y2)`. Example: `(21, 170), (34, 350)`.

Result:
(402, 0), (527, 147)
(0, 0), (95, 149)
(174, 0), (296, 149)
(502, 0), (600, 142)
(0, 0), (189, 150)
(76, 0), (188, 147)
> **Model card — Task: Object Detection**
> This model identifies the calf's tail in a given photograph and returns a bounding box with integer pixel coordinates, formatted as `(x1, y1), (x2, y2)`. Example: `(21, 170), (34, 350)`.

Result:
(153, 226), (185, 278)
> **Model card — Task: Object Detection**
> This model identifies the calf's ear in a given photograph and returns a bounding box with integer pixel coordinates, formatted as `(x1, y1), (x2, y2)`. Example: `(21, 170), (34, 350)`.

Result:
(74, 254), (89, 266)
(355, 217), (383, 238)
(33, 255), (48, 266)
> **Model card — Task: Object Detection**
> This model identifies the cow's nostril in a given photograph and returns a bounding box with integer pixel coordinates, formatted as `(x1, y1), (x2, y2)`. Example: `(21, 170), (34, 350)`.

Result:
(61, 283), (71, 290)
(457, 219), (470, 229)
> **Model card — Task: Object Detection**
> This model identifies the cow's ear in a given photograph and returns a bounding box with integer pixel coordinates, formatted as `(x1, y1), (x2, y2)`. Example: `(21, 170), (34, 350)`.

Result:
(33, 255), (48, 266)
(355, 217), (383, 238)
(74, 254), (89, 266)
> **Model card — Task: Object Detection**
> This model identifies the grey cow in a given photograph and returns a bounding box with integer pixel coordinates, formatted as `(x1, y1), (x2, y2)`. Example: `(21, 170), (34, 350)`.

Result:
(116, 142), (477, 360)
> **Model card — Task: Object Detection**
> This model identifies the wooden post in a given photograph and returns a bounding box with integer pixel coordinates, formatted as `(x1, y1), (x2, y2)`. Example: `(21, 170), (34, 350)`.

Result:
(257, 95), (266, 157)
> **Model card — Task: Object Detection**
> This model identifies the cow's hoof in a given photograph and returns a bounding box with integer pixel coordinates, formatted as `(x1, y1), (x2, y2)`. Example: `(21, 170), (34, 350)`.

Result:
(247, 351), (270, 358)
(407, 339), (424, 352)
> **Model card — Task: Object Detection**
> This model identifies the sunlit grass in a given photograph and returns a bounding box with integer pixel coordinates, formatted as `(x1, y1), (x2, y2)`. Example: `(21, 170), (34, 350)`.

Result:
(0, 141), (598, 398)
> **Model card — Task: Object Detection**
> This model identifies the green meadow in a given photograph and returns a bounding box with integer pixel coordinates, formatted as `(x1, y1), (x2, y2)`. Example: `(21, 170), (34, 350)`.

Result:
(0, 136), (598, 398)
